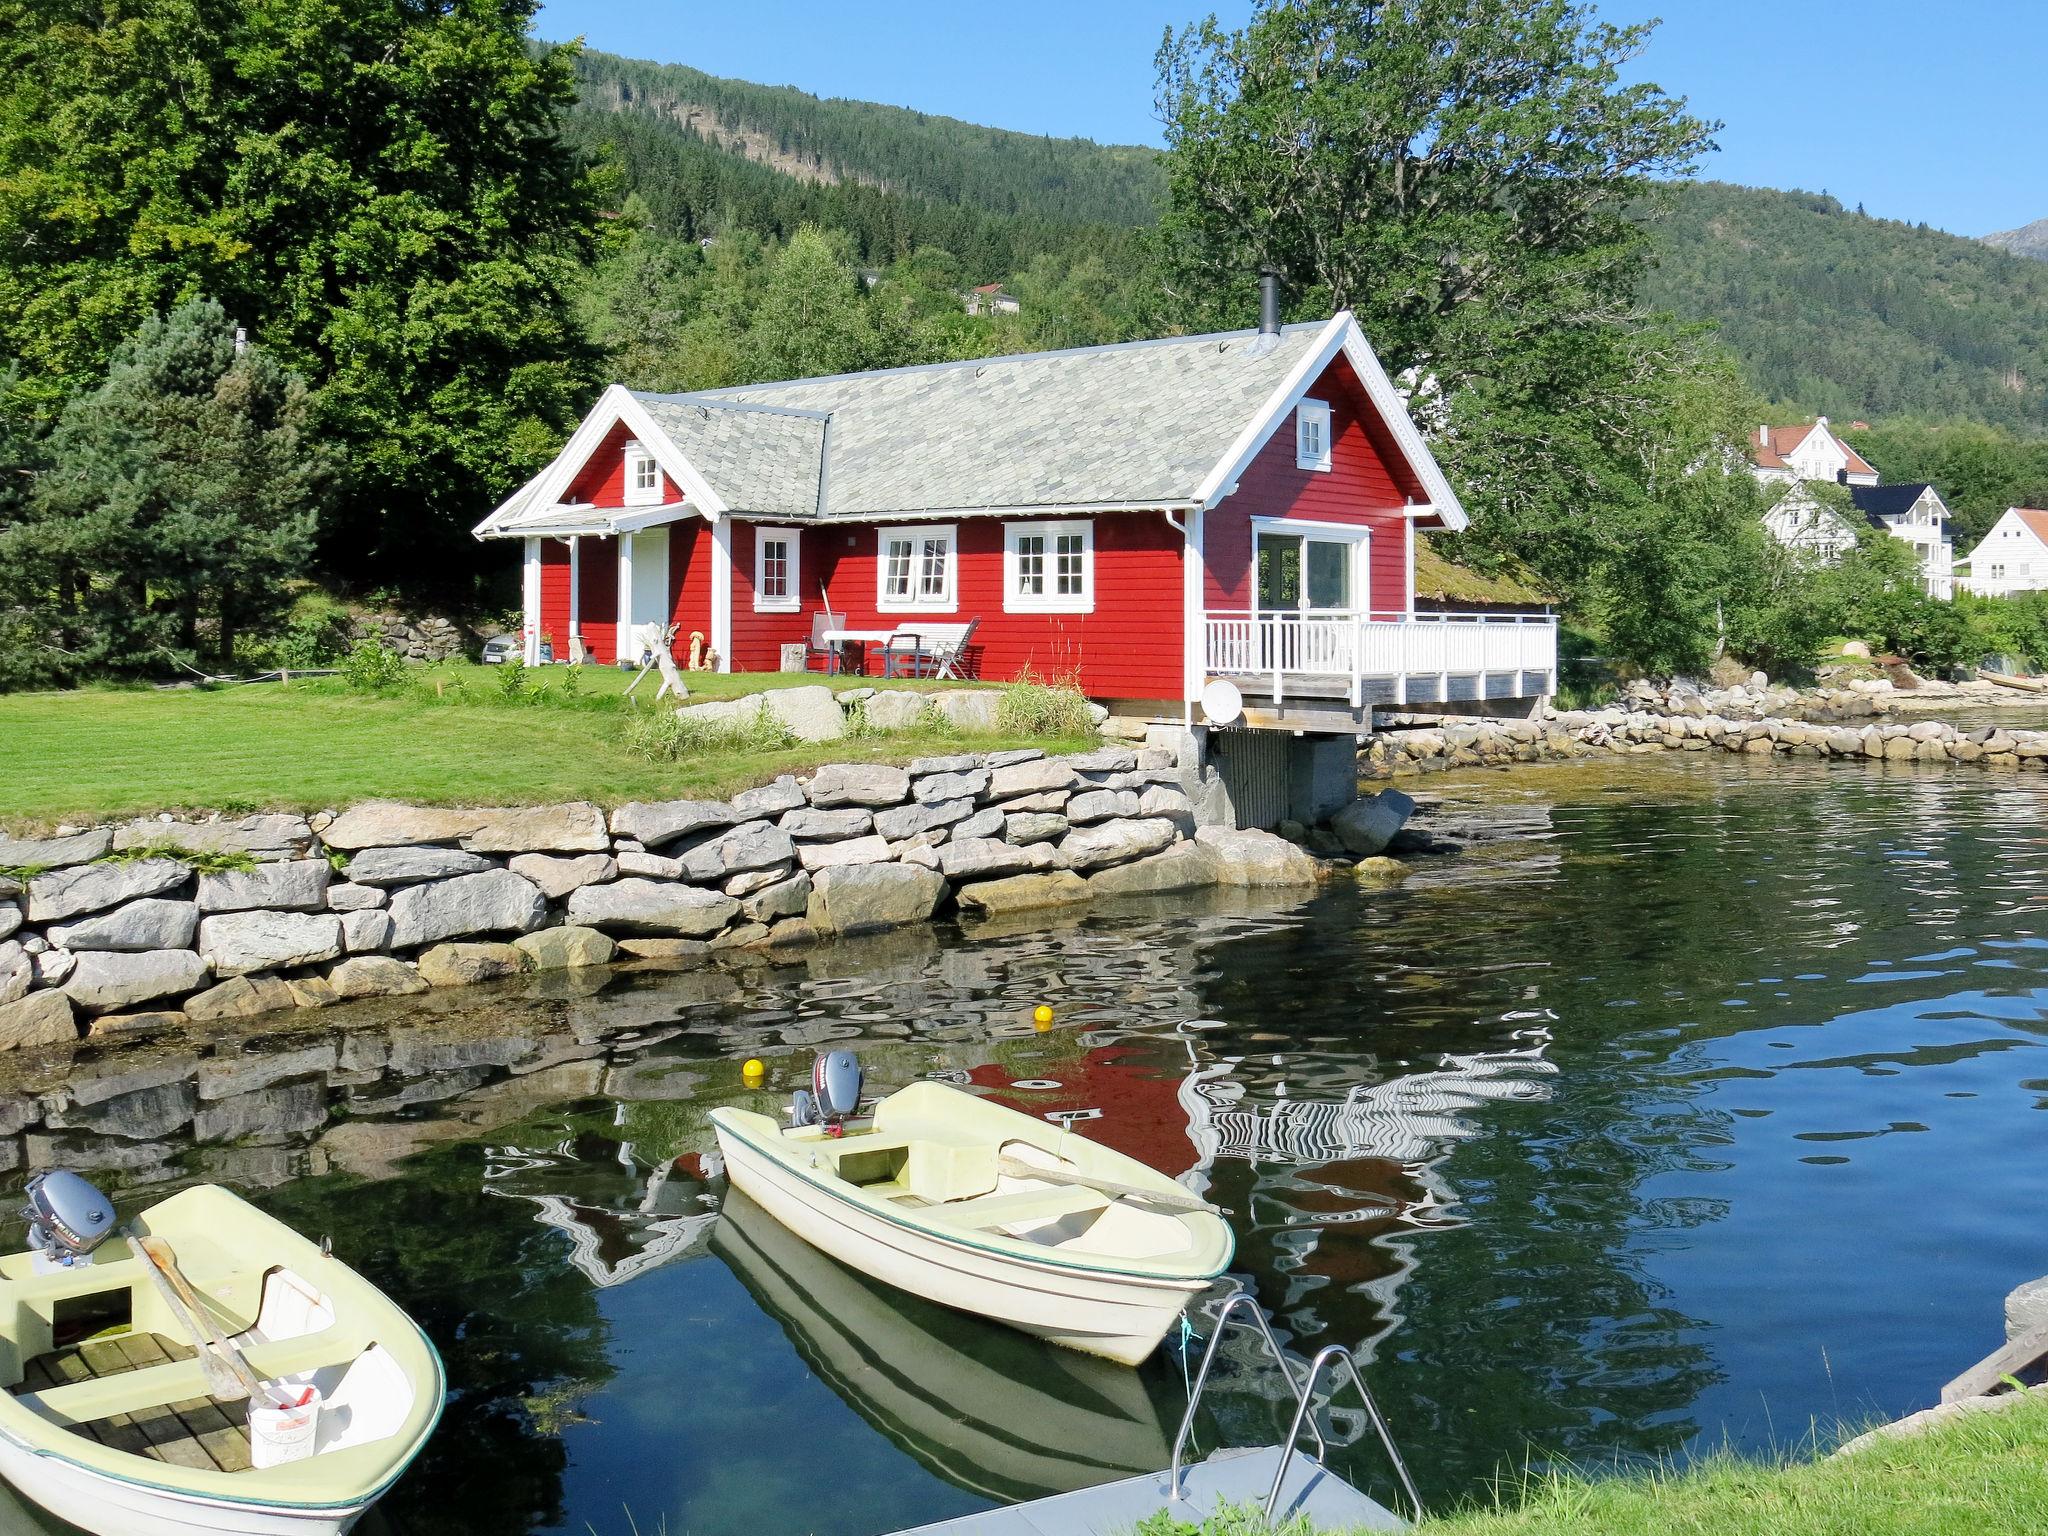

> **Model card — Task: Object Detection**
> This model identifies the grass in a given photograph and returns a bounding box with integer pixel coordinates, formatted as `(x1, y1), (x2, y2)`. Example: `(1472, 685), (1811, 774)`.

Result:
(0, 664), (1086, 828)
(1140, 1390), (2048, 1536)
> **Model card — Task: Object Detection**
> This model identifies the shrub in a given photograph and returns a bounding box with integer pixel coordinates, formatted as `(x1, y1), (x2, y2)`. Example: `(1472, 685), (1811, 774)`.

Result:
(340, 640), (411, 694)
(494, 656), (535, 703)
(623, 702), (797, 762)
(996, 674), (1097, 737)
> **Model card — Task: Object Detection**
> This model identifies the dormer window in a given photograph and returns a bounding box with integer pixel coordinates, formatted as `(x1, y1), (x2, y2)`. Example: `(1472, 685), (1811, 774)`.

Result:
(623, 442), (661, 507)
(1296, 399), (1332, 472)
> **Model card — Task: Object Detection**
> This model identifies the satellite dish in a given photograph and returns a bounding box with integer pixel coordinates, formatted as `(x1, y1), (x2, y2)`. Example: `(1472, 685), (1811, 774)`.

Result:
(1200, 677), (1243, 726)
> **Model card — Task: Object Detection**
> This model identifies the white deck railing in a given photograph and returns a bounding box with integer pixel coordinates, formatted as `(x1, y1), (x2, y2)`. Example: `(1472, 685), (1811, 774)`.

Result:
(1203, 610), (1558, 708)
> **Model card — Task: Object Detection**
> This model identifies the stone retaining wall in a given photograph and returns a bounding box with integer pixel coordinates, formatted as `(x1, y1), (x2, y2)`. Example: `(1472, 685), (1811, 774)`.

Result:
(0, 748), (1344, 1051)
(1365, 708), (2048, 778)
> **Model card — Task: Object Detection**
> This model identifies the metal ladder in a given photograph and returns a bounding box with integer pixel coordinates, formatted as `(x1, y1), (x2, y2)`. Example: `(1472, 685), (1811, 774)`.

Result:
(1168, 1290), (1425, 1525)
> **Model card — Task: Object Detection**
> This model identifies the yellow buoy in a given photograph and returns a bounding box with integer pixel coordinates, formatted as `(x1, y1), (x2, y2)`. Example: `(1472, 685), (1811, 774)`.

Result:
(742, 1058), (766, 1083)
(1033, 1004), (1055, 1031)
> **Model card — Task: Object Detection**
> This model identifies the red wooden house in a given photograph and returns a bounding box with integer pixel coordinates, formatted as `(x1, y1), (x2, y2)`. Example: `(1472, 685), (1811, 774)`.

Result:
(476, 309), (1555, 734)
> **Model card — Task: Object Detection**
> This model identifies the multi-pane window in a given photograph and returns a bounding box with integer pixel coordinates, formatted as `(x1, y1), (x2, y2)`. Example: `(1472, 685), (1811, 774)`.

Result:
(753, 527), (800, 612)
(1004, 520), (1093, 612)
(1296, 399), (1332, 471)
(878, 525), (955, 610)
(623, 442), (661, 506)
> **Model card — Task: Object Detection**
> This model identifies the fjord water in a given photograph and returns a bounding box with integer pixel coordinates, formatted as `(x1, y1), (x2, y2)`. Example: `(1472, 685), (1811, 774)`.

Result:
(6, 753), (2045, 1535)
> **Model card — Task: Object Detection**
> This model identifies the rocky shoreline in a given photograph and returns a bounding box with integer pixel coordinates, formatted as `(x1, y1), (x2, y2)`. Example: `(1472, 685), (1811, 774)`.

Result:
(0, 747), (1402, 1051)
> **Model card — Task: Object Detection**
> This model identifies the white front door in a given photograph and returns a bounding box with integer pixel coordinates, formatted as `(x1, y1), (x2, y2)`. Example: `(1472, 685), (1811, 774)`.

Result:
(618, 528), (671, 662)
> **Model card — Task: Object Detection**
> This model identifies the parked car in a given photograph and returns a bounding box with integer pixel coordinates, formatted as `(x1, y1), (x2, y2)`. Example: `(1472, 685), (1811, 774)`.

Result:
(480, 633), (521, 665)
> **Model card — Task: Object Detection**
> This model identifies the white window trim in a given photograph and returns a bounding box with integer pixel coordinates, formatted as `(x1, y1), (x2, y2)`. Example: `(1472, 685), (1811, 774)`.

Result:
(622, 441), (662, 507)
(1002, 519), (1095, 614)
(876, 523), (958, 613)
(752, 525), (802, 613)
(1295, 398), (1333, 473)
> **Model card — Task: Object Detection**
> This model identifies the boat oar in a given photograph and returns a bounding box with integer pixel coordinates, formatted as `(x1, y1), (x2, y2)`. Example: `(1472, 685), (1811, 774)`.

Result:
(996, 1155), (1222, 1214)
(130, 1232), (266, 1404)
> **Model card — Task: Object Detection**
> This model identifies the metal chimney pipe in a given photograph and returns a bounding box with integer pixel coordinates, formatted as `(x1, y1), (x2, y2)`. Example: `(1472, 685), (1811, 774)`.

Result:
(1258, 268), (1282, 335)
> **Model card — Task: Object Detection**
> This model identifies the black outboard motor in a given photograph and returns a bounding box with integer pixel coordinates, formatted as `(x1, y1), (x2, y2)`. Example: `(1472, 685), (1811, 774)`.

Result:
(809, 1050), (864, 1137)
(24, 1171), (117, 1268)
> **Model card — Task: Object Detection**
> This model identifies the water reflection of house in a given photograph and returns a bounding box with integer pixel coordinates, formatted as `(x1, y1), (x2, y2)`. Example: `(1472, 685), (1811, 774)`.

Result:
(483, 1137), (720, 1288)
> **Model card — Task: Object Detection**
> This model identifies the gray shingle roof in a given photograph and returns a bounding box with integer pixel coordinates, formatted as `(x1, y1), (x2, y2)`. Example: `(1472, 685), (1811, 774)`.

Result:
(637, 322), (1327, 520)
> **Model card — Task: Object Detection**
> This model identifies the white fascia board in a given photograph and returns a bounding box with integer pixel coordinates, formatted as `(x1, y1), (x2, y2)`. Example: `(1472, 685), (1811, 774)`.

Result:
(492, 386), (730, 544)
(1336, 320), (1469, 531)
(615, 391), (730, 519)
(1193, 315), (1349, 508)
(611, 502), (698, 534)
(473, 465), (552, 539)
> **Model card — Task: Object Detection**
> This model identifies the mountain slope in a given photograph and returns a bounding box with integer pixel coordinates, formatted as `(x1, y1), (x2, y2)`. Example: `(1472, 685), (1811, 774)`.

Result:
(1984, 217), (2048, 261)
(563, 48), (2048, 435)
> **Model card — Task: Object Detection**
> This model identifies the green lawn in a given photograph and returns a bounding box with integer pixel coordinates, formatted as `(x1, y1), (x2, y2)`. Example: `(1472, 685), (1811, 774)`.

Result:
(1144, 1391), (2048, 1536)
(0, 666), (1080, 828)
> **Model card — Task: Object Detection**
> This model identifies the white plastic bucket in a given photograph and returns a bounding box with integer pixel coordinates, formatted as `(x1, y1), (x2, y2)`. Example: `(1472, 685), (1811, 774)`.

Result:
(248, 1386), (322, 1469)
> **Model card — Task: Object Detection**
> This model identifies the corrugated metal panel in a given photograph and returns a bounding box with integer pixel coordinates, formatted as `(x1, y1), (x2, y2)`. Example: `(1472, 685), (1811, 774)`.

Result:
(1213, 731), (1293, 829)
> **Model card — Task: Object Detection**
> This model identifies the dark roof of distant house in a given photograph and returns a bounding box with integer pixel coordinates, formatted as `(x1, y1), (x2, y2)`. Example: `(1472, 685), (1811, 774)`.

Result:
(1848, 482), (1934, 528)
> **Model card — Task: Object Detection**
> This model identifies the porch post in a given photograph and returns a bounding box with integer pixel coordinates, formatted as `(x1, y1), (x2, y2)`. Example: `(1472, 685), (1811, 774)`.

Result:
(521, 538), (542, 665)
(617, 532), (634, 663)
(710, 517), (733, 673)
(568, 538), (581, 659)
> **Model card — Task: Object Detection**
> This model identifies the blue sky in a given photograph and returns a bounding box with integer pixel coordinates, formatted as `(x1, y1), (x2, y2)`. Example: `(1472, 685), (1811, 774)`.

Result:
(533, 1), (2044, 238)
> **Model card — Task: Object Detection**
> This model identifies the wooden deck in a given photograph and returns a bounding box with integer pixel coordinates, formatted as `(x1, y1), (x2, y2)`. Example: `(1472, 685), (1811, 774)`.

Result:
(10, 1333), (252, 1473)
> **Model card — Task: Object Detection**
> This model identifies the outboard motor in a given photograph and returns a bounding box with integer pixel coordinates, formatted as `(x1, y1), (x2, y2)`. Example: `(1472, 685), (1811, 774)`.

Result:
(810, 1050), (864, 1137)
(23, 1171), (116, 1268)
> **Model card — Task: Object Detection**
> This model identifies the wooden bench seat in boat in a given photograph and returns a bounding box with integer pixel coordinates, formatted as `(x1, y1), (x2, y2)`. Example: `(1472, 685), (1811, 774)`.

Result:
(15, 1331), (348, 1430)
(11, 1333), (252, 1473)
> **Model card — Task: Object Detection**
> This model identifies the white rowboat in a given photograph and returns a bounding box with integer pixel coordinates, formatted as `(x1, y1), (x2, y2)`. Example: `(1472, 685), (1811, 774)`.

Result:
(0, 1184), (443, 1535)
(711, 1081), (1233, 1365)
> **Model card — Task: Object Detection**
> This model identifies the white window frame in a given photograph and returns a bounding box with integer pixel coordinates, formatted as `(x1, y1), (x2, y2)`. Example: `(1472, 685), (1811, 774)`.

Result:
(752, 525), (801, 614)
(623, 441), (662, 507)
(1002, 519), (1095, 614)
(1295, 398), (1333, 472)
(877, 523), (958, 613)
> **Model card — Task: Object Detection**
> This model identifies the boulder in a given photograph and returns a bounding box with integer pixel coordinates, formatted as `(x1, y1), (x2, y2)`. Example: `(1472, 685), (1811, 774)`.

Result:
(677, 822), (798, 883)
(675, 695), (765, 731)
(0, 990), (75, 1052)
(198, 911), (345, 977)
(994, 791), (1070, 815)
(615, 938), (713, 964)
(907, 754), (980, 775)
(914, 769), (989, 804)
(807, 763), (911, 809)
(325, 882), (388, 912)
(0, 829), (113, 869)
(340, 909), (394, 953)
(1003, 812), (1069, 846)
(29, 948), (74, 989)
(807, 864), (946, 936)
(1195, 826), (1319, 886)
(416, 942), (528, 987)
(1058, 819), (1177, 871)
(387, 870), (547, 948)
(779, 807), (874, 841)
(618, 849), (683, 878)
(954, 870), (1093, 916)
(873, 798), (973, 841)
(507, 852), (618, 900)
(987, 759), (1078, 801)
(88, 1011), (184, 1042)
(184, 974), (299, 1022)
(196, 858), (333, 912)
(731, 777), (805, 819)
(112, 814), (311, 859)
(1137, 784), (1194, 824)
(862, 691), (930, 732)
(0, 902), (16, 941)
(566, 879), (739, 936)
(761, 685), (846, 743)
(1067, 788), (1141, 824)
(1062, 747), (1138, 774)
(1331, 790), (1415, 857)
(320, 803), (484, 849)
(986, 749), (1045, 768)
(742, 871), (812, 924)
(47, 898), (198, 953)
(952, 807), (1005, 841)
(27, 859), (188, 923)
(343, 846), (495, 887)
(63, 949), (210, 1014)
(513, 926), (617, 971)
(930, 691), (1002, 731)
(937, 837), (1044, 882)
(328, 956), (429, 999)
(609, 799), (735, 847)
(797, 835), (894, 872)
(462, 802), (611, 853)
(1087, 840), (1221, 896)
(724, 863), (795, 898)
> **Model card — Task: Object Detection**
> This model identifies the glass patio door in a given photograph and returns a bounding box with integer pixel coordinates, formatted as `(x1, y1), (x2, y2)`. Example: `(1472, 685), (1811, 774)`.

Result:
(1254, 528), (1362, 672)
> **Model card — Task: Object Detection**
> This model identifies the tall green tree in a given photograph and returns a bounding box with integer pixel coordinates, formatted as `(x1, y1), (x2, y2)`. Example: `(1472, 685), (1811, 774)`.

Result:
(746, 225), (883, 381)
(2, 299), (325, 676)
(0, 0), (604, 590)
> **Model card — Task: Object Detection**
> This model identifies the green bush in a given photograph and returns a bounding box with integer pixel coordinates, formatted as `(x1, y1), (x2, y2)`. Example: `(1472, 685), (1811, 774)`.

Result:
(622, 702), (797, 762)
(494, 656), (535, 703)
(995, 676), (1096, 737)
(340, 640), (411, 694)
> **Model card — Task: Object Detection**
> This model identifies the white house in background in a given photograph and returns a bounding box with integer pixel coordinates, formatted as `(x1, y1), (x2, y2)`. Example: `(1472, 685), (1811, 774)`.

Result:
(1749, 418), (1879, 487)
(1956, 508), (2048, 597)
(1751, 419), (1954, 599)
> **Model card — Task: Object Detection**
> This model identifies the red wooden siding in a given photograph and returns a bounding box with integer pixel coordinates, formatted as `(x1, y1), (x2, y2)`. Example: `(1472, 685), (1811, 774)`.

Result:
(804, 512), (1182, 699)
(538, 541), (572, 658)
(728, 522), (813, 671)
(667, 518), (714, 662)
(578, 537), (619, 664)
(1204, 353), (1420, 615)
(566, 420), (668, 507)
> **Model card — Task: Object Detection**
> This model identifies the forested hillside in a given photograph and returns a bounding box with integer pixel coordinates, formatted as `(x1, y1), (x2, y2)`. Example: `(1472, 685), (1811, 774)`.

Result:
(565, 50), (2048, 438)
